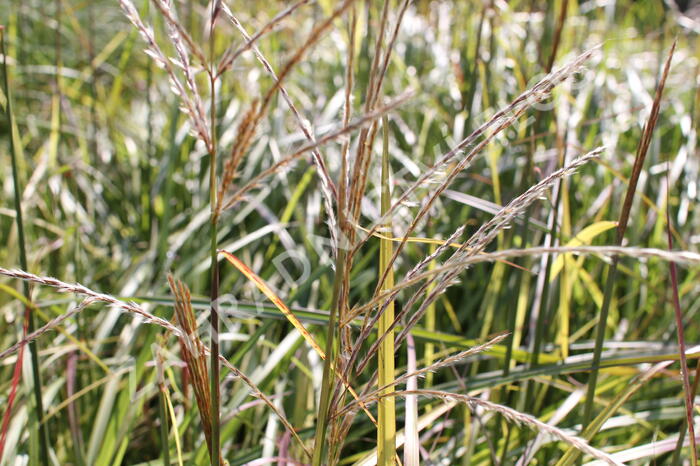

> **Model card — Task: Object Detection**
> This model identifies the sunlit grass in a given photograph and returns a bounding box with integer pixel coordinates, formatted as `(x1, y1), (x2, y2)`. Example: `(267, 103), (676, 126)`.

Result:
(1, 1), (699, 465)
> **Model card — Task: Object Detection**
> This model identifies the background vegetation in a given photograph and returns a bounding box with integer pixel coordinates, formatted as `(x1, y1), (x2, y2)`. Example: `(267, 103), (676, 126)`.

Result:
(1, 0), (699, 464)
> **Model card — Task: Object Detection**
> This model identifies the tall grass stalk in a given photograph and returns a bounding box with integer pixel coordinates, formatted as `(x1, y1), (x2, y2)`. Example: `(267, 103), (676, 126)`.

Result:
(665, 169), (697, 464)
(377, 116), (396, 465)
(88, 0), (98, 166)
(311, 251), (346, 466)
(208, 3), (222, 465)
(672, 358), (700, 464)
(155, 337), (171, 466)
(1, 26), (51, 465)
(403, 334), (419, 466)
(582, 40), (676, 428)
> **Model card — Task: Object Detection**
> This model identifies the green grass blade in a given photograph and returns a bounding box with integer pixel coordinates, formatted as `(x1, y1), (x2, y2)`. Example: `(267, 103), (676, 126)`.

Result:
(1, 26), (50, 465)
(377, 116), (396, 465)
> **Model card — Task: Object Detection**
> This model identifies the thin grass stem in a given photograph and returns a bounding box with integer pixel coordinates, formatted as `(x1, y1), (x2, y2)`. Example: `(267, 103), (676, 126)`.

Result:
(208, 3), (221, 464)
(666, 168), (697, 465)
(156, 341), (171, 466)
(377, 116), (396, 466)
(582, 39), (676, 430)
(1, 26), (51, 465)
(312, 250), (346, 466)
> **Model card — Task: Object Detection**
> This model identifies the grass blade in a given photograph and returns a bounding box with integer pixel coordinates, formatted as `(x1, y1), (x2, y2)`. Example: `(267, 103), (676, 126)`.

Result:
(0, 310), (27, 462)
(1, 25), (50, 465)
(311, 250), (344, 466)
(155, 338), (171, 466)
(377, 116), (396, 466)
(219, 250), (325, 356)
(219, 250), (377, 425)
(403, 334), (419, 466)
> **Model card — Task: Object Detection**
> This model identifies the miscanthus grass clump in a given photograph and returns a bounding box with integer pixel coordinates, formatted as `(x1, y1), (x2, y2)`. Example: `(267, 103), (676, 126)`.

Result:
(1, 1), (699, 465)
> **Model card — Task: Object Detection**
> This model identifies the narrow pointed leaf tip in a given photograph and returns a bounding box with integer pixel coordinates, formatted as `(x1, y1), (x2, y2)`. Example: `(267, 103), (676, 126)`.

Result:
(218, 249), (325, 357)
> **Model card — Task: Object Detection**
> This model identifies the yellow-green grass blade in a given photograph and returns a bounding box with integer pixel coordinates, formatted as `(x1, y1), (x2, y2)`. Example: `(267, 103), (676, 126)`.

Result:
(377, 116), (396, 465)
